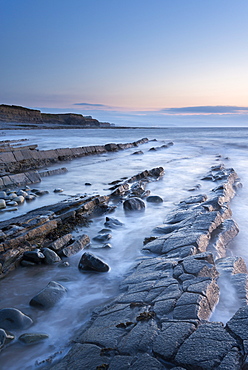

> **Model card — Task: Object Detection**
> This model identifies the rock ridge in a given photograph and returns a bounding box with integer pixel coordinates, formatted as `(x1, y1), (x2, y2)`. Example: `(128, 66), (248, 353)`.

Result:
(0, 138), (148, 189)
(49, 166), (248, 369)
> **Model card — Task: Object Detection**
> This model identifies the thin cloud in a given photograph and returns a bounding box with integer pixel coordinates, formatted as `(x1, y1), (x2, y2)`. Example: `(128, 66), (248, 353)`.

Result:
(160, 106), (248, 115)
(74, 102), (110, 109)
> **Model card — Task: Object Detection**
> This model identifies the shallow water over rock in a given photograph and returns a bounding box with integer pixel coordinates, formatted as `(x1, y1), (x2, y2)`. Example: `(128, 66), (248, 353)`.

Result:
(1, 127), (248, 368)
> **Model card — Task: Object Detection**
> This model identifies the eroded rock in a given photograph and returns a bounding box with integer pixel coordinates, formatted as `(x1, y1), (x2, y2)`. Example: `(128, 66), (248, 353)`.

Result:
(29, 281), (67, 309)
(78, 252), (110, 273)
(123, 197), (145, 211)
(0, 308), (33, 330)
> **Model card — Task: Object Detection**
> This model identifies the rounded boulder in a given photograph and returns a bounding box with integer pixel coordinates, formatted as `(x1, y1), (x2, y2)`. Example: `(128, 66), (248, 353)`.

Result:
(0, 308), (33, 331)
(78, 252), (110, 272)
(41, 248), (61, 264)
(123, 197), (145, 211)
(29, 281), (67, 309)
(146, 195), (164, 203)
(0, 199), (6, 209)
(19, 333), (49, 344)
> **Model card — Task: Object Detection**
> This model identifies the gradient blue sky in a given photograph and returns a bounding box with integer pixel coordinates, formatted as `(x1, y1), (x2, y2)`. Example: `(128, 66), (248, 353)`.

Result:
(1, 0), (248, 126)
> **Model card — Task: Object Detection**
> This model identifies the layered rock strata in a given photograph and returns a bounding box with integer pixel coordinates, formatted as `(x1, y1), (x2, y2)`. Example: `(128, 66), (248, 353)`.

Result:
(0, 165), (162, 278)
(0, 104), (111, 127)
(50, 167), (248, 369)
(0, 138), (148, 189)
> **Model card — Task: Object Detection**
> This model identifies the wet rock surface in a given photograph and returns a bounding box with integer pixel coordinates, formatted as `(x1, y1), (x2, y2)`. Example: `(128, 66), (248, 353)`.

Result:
(0, 308), (33, 331)
(0, 163), (164, 279)
(49, 166), (248, 369)
(123, 197), (146, 211)
(1, 162), (248, 369)
(0, 138), (148, 190)
(18, 332), (49, 344)
(29, 281), (67, 309)
(78, 252), (110, 273)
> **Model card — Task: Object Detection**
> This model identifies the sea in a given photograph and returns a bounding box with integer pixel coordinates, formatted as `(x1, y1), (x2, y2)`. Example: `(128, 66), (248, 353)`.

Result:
(1, 127), (248, 369)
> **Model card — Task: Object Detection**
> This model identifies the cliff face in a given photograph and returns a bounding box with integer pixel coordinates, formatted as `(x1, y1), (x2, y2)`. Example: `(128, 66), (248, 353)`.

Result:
(0, 105), (43, 123)
(41, 113), (101, 126)
(0, 105), (111, 127)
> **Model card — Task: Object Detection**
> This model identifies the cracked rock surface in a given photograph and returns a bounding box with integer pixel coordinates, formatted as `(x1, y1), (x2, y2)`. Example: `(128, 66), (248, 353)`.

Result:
(49, 166), (248, 370)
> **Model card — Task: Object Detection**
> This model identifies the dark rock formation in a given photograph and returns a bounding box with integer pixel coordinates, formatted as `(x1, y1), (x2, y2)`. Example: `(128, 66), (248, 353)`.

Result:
(104, 217), (124, 229)
(22, 249), (45, 264)
(0, 137), (148, 189)
(0, 329), (14, 349)
(78, 252), (110, 272)
(146, 195), (164, 203)
(50, 165), (248, 369)
(18, 333), (49, 344)
(60, 234), (90, 257)
(41, 248), (61, 264)
(0, 308), (33, 330)
(29, 281), (67, 309)
(92, 233), (112, 243)
(123, 197), (146, 211)
(0, 194), (108, 278)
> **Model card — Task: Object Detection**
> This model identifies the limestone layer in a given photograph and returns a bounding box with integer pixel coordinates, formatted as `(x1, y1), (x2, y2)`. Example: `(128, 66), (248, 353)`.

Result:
(50, 167), (248, 370)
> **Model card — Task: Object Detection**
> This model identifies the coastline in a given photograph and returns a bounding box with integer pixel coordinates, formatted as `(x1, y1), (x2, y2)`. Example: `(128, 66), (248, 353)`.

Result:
(1, 129), (248, 369)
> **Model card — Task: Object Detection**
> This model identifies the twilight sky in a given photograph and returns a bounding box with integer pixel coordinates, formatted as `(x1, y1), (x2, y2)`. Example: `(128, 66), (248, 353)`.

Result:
(1, 0), (248, 126)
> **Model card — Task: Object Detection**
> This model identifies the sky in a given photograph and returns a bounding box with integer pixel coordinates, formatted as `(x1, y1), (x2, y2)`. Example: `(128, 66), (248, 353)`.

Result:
(1, 0), (248, 126)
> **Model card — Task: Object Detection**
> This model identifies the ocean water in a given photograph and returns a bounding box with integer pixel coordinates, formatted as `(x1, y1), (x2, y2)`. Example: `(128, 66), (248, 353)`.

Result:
(1, 127), (248, 369)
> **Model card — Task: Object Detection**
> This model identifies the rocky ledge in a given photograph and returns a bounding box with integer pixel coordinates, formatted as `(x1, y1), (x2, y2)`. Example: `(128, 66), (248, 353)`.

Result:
(49, 166), (248, 370)
(0, 164), (163, 278)
(0, 137), (148, 190)
(1, 160), (248, 369)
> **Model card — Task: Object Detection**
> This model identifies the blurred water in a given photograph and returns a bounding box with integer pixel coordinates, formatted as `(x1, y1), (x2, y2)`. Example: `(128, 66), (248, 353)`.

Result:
(1, 127), (248, 368)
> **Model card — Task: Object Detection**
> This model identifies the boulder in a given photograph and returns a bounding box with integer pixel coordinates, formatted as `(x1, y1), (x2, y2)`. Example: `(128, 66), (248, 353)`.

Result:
(130, 182), (147, 197)
(123, 197), (145, 211)
(146, 195), (163, 203)
(32, 189), (49, 196)
(93, 233), (112, 243)
(7, 193), (17, 200)
(29, 281), (67, 309)
(0, 199), (6, 209)
(6, 201), (18, 207)
(0, 328), (14, 349)
(22, 249), (45, 264)
(105, 143), (118, 152)
(0, 191), (7, 199)
(78, 252), (110, 272)
(19, 333), (49, 344)
(13, 196), (25, 204)
(25, 194), (36, 201)
(16, 190), (28, 196)
(0, 308), (33, 330)
(104, 217), (124, 229)
(41, 248), (61, 264)
(132, 150), (143, 155)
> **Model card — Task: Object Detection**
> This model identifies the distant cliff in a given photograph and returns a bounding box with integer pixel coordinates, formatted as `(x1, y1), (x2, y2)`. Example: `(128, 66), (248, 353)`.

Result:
(0, 105), (112, 127)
